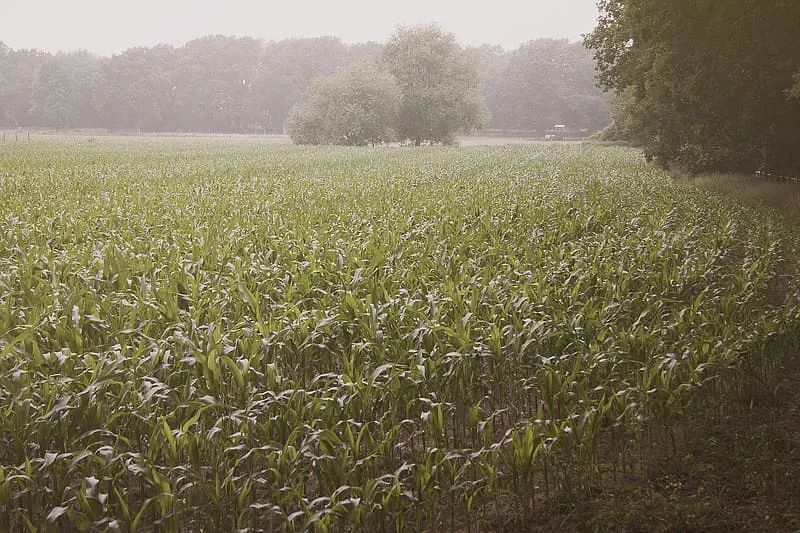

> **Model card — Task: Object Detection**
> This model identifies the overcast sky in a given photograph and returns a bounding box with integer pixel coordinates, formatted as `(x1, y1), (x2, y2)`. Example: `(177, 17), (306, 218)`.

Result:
(1, 0), (599, 55)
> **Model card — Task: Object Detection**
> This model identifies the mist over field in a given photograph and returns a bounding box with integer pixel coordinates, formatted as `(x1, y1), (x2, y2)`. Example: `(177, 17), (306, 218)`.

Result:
(2, 2), (800, 531)
(1, 0), (600, 55)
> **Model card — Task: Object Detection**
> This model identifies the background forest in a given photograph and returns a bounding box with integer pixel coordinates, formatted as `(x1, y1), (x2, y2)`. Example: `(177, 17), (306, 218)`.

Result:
(0, 35), (610, 135)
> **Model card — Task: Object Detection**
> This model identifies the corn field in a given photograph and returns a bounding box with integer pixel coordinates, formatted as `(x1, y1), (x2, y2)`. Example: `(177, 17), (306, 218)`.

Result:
(1, 137), (799, 531)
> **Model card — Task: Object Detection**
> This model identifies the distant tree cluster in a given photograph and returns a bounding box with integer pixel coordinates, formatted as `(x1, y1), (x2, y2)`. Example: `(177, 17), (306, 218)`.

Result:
(586, 0), (800, 175)
(0, 29), (610, 138)
(290, 25), (489, 146)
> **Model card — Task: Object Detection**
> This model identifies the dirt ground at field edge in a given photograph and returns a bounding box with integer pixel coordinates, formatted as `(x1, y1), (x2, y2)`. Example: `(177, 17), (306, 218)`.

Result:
(460, 353), (800, 532)
(553, 353), (800, 532)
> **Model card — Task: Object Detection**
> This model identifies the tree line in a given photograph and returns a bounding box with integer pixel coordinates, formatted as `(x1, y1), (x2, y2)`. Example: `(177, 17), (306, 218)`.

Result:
(0, 32), (610, 136)
(587, 0), (800, 175)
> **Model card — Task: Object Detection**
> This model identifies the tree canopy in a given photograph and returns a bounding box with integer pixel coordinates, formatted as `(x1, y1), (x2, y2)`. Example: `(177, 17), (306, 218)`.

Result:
(31, 52), (98, 129)
(288, 62), (400, 146)
(0, 36), (378, 133)
(383, 25), (487, 145)
(586, 0), (800, 175)
(0, 42), (49, 127)
(481, 40), (610, 133)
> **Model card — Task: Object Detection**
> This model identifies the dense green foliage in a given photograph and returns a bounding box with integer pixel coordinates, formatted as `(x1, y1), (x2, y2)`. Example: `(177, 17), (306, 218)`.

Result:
(30, 52), (99, 129)
(592, 87), (644, 144)
(290, 25), (489, 146)
(287, 63), (400, 146)
(0, 43), (49, 128)
(478, 40), (610, 133)
(586, 1), (800, 175)
(0, 34), (609, 136)
(0, 37), (381, 134)
(384, 26), (486, 145)
(1, 138), (798, 531)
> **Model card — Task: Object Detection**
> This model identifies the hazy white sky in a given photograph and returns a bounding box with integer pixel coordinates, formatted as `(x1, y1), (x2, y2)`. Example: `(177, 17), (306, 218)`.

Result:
(1, 0), (599, 55)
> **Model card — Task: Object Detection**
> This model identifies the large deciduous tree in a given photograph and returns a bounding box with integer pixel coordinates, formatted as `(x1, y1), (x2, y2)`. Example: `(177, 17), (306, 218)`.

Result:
(586, 0), (800, 175)
(287, 62), (401, 146)
(383, 25), (486, 145)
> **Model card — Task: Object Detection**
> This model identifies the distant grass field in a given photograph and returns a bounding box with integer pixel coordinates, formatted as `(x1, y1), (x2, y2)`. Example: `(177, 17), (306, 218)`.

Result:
(1, 137), (798, 531)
